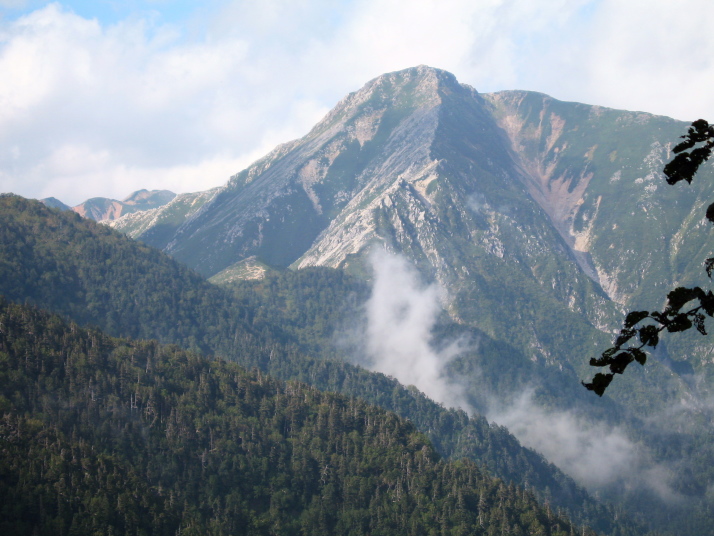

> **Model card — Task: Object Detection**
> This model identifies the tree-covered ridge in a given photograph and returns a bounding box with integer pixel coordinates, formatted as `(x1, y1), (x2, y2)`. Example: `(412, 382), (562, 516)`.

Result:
(0, 193), (247, 357)
(0, 298), (587, 536)
(220, 269), (633, 528)
(221, 266), (371, 360)
(0, 195), (639, 534)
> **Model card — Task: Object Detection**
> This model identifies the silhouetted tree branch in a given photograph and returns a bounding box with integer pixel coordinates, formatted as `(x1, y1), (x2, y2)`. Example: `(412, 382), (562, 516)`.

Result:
(584, 119), (714, 396)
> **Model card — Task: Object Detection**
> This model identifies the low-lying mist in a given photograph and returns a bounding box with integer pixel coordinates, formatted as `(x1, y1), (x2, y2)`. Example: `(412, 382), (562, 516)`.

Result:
(351, 248), (685, 504)
(487, 390), (681, 501)
(356, 249), (472, 413)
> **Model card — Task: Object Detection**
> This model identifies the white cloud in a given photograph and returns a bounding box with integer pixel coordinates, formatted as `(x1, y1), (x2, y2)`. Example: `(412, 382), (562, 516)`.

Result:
(360, 248), (684, 501)
(0, 3), (329, 204)
(361, 249), (472, 412)
(0, 1), (712, 204)
(489, 390), (682, 501)
(580, 0), (714, 121)
(0, 0), (28, 8)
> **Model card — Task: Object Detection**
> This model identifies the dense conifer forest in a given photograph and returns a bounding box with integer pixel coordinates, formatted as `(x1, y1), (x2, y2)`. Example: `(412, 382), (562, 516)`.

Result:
(0, 298), (589, 535)
(0, 195), (645, 534)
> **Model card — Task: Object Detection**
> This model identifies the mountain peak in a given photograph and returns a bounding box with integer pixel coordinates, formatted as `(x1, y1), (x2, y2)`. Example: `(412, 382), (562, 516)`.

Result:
(313, 66), (465, 134)
(114, 67), (492, 276)
(122, 189), (176, 207)
(368, 64), (460, 87)
(356, 64), (462, 101)
(110, 66), (695, 320)
(40, 197), (71, 211)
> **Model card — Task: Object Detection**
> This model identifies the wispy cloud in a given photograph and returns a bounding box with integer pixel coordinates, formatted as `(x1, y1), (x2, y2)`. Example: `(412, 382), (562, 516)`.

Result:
(358, 248), (685, 502)
(488, 390), (682, 501)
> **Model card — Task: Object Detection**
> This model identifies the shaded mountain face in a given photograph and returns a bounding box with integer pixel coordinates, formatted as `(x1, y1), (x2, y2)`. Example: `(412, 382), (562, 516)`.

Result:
(42, 188), (176, 221)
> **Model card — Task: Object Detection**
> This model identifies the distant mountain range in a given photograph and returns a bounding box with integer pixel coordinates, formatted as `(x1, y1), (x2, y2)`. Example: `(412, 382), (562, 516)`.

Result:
(41, 188), (176, 221)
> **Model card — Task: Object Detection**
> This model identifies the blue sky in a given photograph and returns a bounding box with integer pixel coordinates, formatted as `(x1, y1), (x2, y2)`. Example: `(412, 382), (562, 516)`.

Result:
(1, 0), (713, 205)
(2, 0), (203, 24)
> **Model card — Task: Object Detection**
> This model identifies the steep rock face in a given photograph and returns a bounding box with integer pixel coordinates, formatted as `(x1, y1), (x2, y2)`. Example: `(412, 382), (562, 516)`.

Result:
(482, 92), (602, 282)
(292, 69), (616, 350)
(157, 66), (447, 276)
(481, 90), (704, 310)
(292, 70), (445, 271)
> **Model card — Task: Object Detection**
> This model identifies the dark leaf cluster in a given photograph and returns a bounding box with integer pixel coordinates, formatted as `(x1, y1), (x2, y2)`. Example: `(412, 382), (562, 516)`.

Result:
(584, 287), (714, 395)
(663, 119), (714, 187)
(586, 120), (714, 395)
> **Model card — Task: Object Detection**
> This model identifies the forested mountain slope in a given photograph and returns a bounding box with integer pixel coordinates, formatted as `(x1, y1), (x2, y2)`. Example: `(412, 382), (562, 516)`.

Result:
(100, 66), (714, 536)
(0, 194), (636, 534)
(0, 298), (591, 536)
